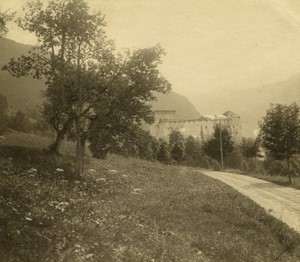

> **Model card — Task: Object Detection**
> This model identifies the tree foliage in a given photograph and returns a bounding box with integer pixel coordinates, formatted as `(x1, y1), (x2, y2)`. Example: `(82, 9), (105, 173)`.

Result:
(169, 130), (184, 146)
(259, 103), (300, 183)
(89, 125), (159, 161)
(168, 131), (185, 163)
(157, 138), (171, 164)
(259, 103), (299, 160)
(0, 10), (14, 37)
(203, 125), (234, 163)
(240, 137), (259, 158)
(170, 141), (185, 163)
(184, 136), (202, 162)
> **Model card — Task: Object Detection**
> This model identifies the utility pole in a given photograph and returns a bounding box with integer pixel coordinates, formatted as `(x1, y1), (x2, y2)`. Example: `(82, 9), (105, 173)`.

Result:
(219, 121), (224, 169)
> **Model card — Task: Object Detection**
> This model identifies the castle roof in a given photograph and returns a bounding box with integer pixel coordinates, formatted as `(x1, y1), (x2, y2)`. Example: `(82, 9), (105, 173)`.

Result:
(203, 114), (227, 120)
(223, 111), (239, 118)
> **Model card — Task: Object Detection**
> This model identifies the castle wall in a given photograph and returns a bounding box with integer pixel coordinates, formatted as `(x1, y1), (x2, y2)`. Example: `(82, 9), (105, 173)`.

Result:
(147, 110), (242, 144)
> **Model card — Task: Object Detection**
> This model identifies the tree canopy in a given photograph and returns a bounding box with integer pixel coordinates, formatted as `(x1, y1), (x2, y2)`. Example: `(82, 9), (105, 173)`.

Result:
(203, 125), (234, 164)
(240, 137), (259, 159)
(259, 102), (300, 183)
(0, 10), (14, 37)
(168, 131), (185, 163)
(184, 136), (202, 162)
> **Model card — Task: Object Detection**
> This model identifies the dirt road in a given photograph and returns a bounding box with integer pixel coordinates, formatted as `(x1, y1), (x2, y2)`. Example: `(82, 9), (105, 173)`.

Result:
(199, 170), (300, 233)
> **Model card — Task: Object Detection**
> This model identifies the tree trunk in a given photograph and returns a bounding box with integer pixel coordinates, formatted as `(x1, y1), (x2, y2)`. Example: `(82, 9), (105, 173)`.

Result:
(75, 136), (86, 177)
(74, 117), (87, 177)
(287, 157), (292, 184)
(48, 118), (73, 154)
(49, 129), (65, 154)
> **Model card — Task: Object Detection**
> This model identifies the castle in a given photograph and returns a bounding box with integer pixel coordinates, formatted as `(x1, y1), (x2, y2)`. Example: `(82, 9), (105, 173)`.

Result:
(144, 110), (242, 143)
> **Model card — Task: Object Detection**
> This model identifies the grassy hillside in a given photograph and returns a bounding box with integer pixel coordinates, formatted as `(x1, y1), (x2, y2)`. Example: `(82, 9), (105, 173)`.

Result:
(0, 132), (300, 261)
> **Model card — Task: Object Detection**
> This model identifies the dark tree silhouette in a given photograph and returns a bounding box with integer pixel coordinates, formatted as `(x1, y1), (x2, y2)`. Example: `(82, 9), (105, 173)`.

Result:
(203, 125), (234, 164)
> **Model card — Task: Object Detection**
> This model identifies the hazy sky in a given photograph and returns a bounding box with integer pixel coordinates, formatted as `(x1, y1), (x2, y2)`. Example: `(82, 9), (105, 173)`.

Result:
(2, 0), (300, 108)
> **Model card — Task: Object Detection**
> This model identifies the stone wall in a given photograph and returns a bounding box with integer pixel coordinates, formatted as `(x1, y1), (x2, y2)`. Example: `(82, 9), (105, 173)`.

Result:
(147, 110), (241, 143)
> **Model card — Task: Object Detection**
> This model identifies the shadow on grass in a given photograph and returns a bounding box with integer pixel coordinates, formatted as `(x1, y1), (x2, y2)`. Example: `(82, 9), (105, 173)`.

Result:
(0, 145), (76, 181)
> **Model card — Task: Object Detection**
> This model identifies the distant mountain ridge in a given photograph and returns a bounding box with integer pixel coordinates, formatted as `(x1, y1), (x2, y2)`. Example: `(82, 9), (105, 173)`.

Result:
(0, 38), (33, 64)
(0, 38), (45, 113)
(151, 91), (201, 119)
(1, 37), (299, 138)
(0, 38), (201, 119)
(193, 75), (300, 137)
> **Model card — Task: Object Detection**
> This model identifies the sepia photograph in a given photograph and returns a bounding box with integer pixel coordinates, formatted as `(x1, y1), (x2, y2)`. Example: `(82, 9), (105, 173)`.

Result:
(0, 0), (300, 261)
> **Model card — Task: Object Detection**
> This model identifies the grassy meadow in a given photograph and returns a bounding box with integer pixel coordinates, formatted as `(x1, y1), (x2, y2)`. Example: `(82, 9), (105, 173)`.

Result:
(0, 131), (300, 261)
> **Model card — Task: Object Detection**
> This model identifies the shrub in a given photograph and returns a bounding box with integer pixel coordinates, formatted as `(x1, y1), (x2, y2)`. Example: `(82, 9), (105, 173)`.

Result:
(290, 156), (300, 177)
(184, 136), (202, 163)
(242, 158), (266, 175)
(198, 156), (221, 171)
(170, 141), (185, 163)
(240, 137), (259, 158)
(181, 155), (198, 167)
(224, 148), (245, 169)
(157, 139), (171, 164)
(267, 160), (287, 176)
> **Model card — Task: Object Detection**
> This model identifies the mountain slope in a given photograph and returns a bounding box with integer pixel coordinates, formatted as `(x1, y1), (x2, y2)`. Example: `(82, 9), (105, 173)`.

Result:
(0, 37), (33, 63)
(193, 76), (300, 137)
(151, 91), (201, 119)
(0, 38), (45, 112)
(0, 38), (201, 119)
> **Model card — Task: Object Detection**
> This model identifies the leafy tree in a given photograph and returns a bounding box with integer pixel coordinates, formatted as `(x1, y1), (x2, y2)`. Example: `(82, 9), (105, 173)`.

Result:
(0, 10), (14, 37)
(169, 130), (184, 146)
(203, 125), (234, 164)
(135, 130), (159, 161)
(259, 103), (300, 183)
(90, 122), (159, 161)
(5, 0), (170, 176)
(168, 130), (185, 163)
(3, 0), (113, 154)
(184, 136), (202, 162)
(240, 137), (259, 158)
(170, 141), (185, 163)
(157, 138), (171, 164)
(224, 148), (245, 169)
